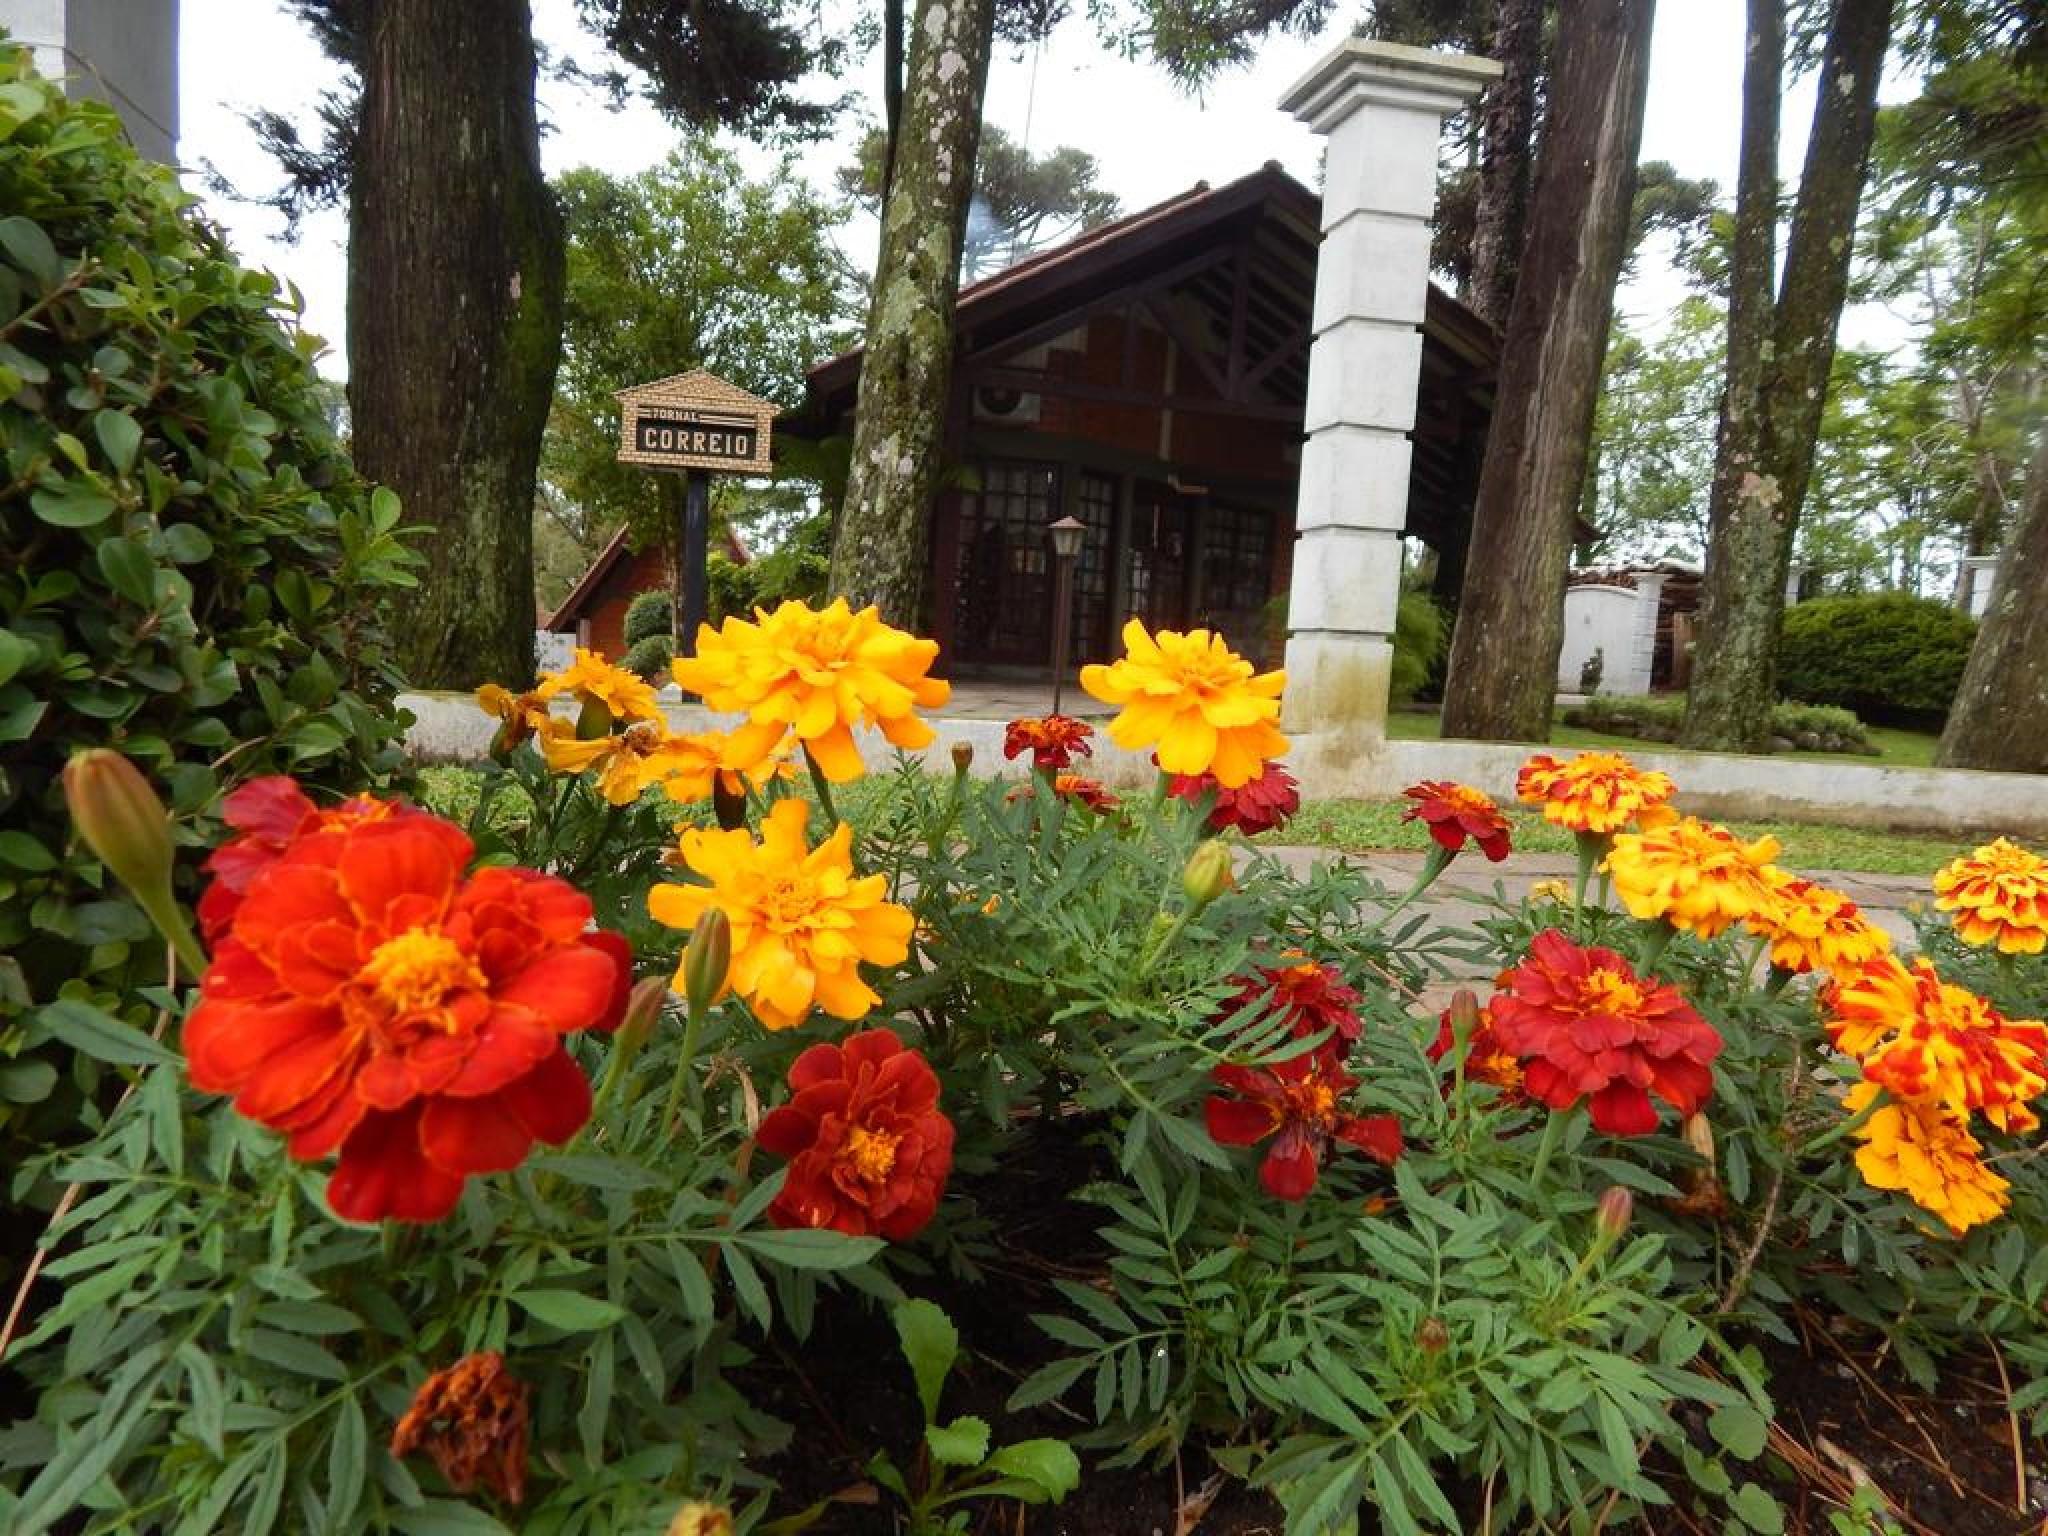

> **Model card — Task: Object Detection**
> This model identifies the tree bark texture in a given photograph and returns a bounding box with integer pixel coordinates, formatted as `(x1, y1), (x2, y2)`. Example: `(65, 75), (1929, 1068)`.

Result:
(828, 0), (996, 625)
(348, 0), (565, 689)
(1439, 0), (1656, 742)
(1468, 0), (1546, 330)
(1939, 429), (2048, 773)
(1682, 0), (1892, 750)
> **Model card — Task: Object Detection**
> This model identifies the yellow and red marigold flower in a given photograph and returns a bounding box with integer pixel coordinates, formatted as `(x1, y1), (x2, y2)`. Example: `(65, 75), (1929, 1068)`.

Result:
(1486, 929), (1722, 1135)
(1170, 760), (1301, 836)
(1515, 751), (1675, 836)
(1933, 837), (2048, 956)
(1220, 959), (1362, 1067)
(1080, 619), (1286, 790)
(669, 597), (950, 784)
(1603, 816), (1781, 940)
(1427, 1003), (1526, 1101)
(648, 797), (913, 1031)
(1004, 714), (1094, 771)
(1205, 1054), (1402, 1201)
(197, 776), (409, 941)
(1401, 780), (1512, 862)
(1843, 1081), (2010, 1236)
(474, 683), (555, 753)
(1007, 773), (1119, 813)
(391, 1351), (532, 1505)
(1745, 872), (1891, 976)
(1824, 956), (2048, 1133)
(756, 1028), (955, 1239)
(536, 646), (664, 726)
(185, 812), (631, 1223)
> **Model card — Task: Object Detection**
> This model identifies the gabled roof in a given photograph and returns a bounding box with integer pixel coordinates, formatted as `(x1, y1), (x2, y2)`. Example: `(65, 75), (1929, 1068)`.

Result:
(543, 522), (752, 634)
(614, 369), (781, 415)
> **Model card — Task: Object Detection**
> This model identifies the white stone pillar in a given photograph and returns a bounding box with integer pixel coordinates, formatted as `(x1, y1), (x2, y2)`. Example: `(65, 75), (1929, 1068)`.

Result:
(1280, 40), (1497, 757)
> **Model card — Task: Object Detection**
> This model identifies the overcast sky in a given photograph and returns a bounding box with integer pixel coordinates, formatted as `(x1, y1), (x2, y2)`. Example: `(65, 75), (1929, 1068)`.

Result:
(176, 0), (1911, 382)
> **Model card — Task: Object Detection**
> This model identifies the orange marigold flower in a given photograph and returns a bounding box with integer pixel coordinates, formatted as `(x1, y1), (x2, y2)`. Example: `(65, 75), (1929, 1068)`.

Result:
(1515, 751), (1675, 835)
(1825, 956), (2048, 1133)
(1426, 1003), (1526, 1100)
(1401, 780), (1512, 861)
(391, 1351), (532, 1505)
(1170, 760), (1301, 836)
(536, 646), (663, 725)
(647, 797), (914, 1031)
(1745, 871), (1891, 976)
(1933, 837), (2048, 956)
(1080, 619), (1286, 789)
(1603, 816), (1781, 939)
(1006, 773), (1119, 812)
(1220, 960), (1362, 1067)
(197, 776), (408, 941)
(474, 683), (555, 752)
(1844, 1081), (2010, 1236)
(1003, 714), (1094, 770)
(757, 1028), (955, 1239)
(1205, 1054), (1402, 1200)
(669, 597), (949, 784)
(185, 813), (631, 1223)
(1486, 929), (1721, 1135)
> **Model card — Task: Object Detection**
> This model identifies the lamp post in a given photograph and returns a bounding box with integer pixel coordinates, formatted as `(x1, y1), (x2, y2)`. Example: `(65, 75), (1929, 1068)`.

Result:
(1047, 515), (1085, 715)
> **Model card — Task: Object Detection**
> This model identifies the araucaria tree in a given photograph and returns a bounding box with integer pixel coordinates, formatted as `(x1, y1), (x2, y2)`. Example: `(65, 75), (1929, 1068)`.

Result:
(1680, 0), (1895, 751)
(1439, 0), (1657, 742)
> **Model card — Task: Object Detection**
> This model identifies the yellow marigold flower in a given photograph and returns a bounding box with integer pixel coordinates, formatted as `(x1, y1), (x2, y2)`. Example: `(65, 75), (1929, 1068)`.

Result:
(1078, 618), (1286, 789)
(1603, 816), (1780, 939)
(474, 683), (554, 750)
(670, 598), (949, 784)
(647, 797), (914, 1031)
(536, 718), (619, 776)
(1529, 879), (1574, 906)
(1745, 870), (1892, 976)
(536, 646), (663, 724)
(1825, 955), (2048, 1133)
(631, 728), (787, 806)
(1515, 751), (1676, 835)
(1844, 1081), (2009, 1237)
(1932, 837), (2048, 955)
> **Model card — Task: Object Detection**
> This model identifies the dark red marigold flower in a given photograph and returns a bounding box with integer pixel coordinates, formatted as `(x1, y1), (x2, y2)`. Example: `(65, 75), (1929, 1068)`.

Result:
(757, 1028), (956, 1240)
(1205, 1054), (1402, 1200)
(184, 811), (632, 1223)
(391, 1351), (532, 1505)
(1170, 760), (1301, 836)
(197, 776), (411, 941)
(1003, 715), (1094, 771)
(1222, 959), (1362, 1066)
(1401, 780), (1512, 862)
(1426, 1003), (1526, 1101)
(1486, 928), (1721, 1135)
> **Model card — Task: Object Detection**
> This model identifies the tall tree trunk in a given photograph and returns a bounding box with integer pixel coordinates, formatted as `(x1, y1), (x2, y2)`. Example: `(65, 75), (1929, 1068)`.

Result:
(1440, 0), (1656, 741)
(828, 0), (996, 623)
(1682, 0), (1892, 749)
(880, 0), (905, 198)
(1939, 429), (2048, 772)
(348, 0), (564, 688)
(1468, 0), (1546, 329)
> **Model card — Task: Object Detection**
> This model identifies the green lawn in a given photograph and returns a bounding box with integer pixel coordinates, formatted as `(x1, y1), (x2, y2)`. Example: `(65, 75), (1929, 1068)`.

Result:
(1384, 706), (1940, 767)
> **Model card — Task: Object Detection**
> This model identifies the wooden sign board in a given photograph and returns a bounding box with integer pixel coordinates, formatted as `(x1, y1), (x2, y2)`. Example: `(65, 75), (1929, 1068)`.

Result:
(615, 369), (776, 475)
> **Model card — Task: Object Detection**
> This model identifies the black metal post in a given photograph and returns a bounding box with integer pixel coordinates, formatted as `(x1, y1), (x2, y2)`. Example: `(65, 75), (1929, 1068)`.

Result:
(681, 467), (710, 658)
(1050, 551), (1076, 715)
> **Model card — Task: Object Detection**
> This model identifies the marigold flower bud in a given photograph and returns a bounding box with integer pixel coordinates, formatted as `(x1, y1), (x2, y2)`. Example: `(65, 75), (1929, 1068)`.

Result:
(1416, 1315), (1449, 1355)
(575, 695), (613, 740)
(1446, 989), (1482, 1052)
(951, 740), (973, 776)
(617, 977), (669, 1052)
(682, 909), (732, 1015)
(1596, 1185), (1634, 1243)
(1182, 841), (1234, 908)
(64, 750), (174, 905)
(666, 1501), (735, 1536)
(1682, 1112), (1715, 1165)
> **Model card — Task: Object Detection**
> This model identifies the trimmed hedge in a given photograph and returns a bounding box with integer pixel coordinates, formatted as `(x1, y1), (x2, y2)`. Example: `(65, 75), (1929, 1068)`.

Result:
(622, 633), (674, 681)
(1564, 695), (1876, 755)
(1776, 592), (1975, 727)
(623, 587), (672, 645)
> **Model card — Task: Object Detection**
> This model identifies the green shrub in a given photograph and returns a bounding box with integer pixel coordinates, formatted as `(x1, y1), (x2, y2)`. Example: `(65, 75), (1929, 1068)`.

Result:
(0, 47), (416, 1151)
(622, 632), (673, 681)
(622, 587), (671, 645)
(1776, 592), (1976, 726)
(1563, 695), (1875, 754)
(1390, 589), (1447, 703)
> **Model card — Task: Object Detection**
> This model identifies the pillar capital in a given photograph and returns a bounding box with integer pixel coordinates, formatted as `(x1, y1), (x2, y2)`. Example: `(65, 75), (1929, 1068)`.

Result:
(1281, 38), (1499, 136)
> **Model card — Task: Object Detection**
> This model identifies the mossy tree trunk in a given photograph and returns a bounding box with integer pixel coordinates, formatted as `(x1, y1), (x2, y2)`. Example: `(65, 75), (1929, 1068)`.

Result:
(828, 0), (996, 624)
(1439, 0), (1655, 742)
(1939, 429), (2048, 772)
(1681, 0), (1892, 750)
(1467, 0), (1547, 330)
(348, 0), (565, 689)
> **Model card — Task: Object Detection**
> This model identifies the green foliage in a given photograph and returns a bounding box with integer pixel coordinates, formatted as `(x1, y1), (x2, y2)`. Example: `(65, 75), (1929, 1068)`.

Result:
(0, 47), (416, 1145)
(1776, 592), (1977, 725)
(707, 513), (831, 623)
(1563, 695), (1875, 755)
(621, 634), (674, 682)
(622, 589), (672, 645)
(1390, 590), (1447, 704)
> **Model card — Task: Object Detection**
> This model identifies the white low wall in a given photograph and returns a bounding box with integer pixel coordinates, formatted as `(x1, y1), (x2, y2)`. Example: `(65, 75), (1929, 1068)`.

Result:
(399, 692), (2048, 841)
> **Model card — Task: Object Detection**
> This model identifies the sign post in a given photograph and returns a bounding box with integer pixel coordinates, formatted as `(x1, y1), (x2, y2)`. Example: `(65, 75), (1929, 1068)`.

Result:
(614, 370), (777, 658)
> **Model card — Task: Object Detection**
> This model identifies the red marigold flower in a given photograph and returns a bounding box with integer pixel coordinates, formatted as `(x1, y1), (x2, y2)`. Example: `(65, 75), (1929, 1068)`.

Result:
(1486, 928), (1721, 1135)
(1221, 959), (1362, 1066)
(1170, 760), (1301, 836)
(184, 812), (632, 1223)
(1401, 780), (1511, 861)
(198, 776), (410, 941)
(1205, 1054), (1402, 1200)
(391, 1351), (531, 1505)
(757, 1028), (956, 1240)
(1003, 714), (1095, 771)
(1004, 773), (1119, 812)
